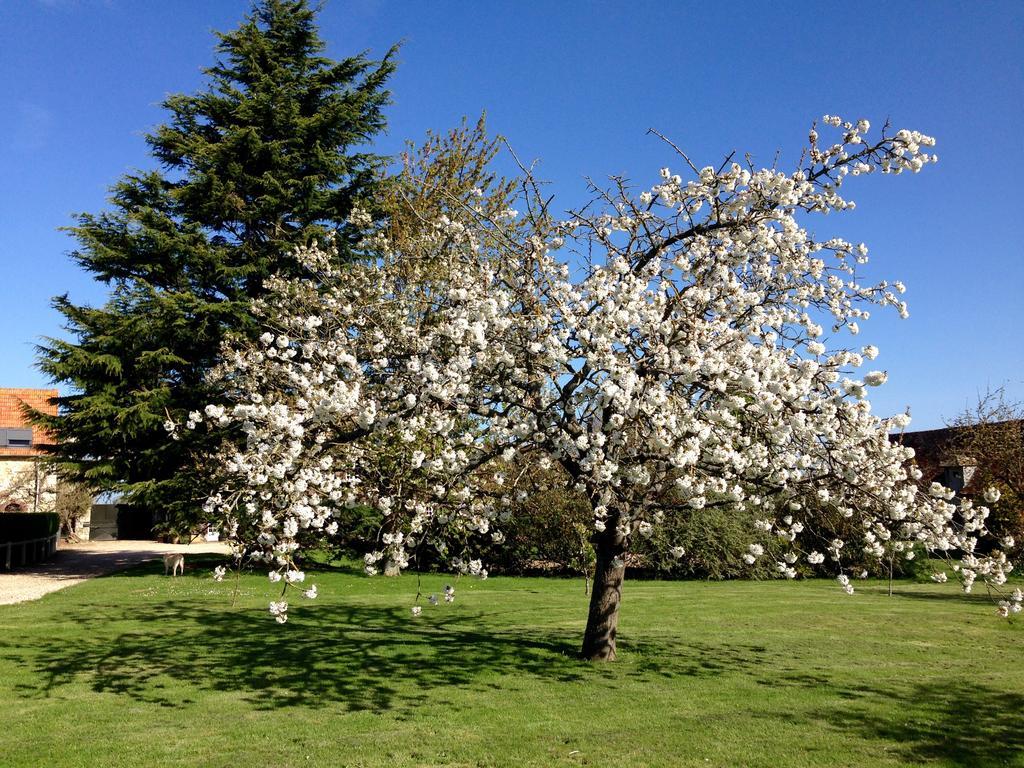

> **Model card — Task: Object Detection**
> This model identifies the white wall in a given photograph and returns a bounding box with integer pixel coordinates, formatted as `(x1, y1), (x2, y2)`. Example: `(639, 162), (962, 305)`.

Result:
(0, 457), (57, 513)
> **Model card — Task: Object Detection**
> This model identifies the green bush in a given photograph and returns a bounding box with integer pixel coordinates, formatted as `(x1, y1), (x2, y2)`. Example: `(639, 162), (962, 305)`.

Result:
(485, 484), (593, 576)
(901, 551), (950, 583)
(321, 504), (385, 558)
(632, 505), (778, 580)
(0, 513), (59, 545)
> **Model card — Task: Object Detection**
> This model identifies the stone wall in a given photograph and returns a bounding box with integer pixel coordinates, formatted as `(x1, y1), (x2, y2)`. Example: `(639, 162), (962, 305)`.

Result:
(0, 457), (57, 514)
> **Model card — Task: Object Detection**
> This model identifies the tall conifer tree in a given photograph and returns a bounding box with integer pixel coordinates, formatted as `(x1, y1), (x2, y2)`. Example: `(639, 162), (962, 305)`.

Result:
(36, 0), (396, 531)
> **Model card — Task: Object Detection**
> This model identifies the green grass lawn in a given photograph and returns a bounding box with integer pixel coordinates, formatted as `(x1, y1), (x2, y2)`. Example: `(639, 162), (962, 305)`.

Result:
(0, 559), (1021, 768)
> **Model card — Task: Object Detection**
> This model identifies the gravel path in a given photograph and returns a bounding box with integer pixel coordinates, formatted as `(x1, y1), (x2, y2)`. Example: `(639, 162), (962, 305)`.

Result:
(0, 540), (230, 605)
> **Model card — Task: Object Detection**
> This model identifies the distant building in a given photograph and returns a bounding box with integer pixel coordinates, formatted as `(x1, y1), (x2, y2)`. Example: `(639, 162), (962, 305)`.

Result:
(893, 420), (1023, 496)
(0, 388), (59, 514)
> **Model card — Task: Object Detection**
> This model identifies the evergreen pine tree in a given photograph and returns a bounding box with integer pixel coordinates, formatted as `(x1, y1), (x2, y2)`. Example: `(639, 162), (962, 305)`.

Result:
(35, 0), (396, 534)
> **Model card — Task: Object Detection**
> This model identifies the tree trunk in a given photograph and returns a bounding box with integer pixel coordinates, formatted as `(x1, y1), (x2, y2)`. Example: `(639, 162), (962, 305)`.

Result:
(580, 523), (626, 661)
(33, 458), (40, 513)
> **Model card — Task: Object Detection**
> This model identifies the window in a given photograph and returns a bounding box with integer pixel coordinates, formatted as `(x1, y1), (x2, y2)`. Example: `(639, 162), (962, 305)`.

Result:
(940, 466), (965, 493)
(0, 428), (33, 448)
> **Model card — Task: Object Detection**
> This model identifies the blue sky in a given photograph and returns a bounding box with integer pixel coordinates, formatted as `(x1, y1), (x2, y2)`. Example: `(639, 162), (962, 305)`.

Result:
(1, 0), (1021, 430)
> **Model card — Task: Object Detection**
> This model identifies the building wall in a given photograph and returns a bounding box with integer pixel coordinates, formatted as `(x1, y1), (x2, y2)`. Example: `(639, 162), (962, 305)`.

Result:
(0, 457), (57, 513)
(0, 388), (59, 515)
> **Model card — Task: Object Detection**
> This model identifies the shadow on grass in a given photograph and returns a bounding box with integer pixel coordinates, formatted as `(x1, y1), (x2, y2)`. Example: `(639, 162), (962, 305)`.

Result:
(773, 672), (1024, 768)
(0, 594), (779, 715)
(844, 680), (1024, 767)
(848, 583), (1005, 606)
(883, 589), (1006, 606)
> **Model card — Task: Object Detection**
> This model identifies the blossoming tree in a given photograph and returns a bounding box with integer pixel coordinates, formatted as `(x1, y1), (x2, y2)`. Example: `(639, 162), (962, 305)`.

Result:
(181, 117), (1020, 660)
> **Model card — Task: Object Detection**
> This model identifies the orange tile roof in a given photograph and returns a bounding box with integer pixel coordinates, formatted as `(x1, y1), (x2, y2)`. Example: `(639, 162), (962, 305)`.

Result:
(0, 388), (58, 457)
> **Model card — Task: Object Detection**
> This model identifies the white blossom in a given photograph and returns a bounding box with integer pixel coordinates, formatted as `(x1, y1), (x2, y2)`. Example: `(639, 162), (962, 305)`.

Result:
(863, 371), (888, 387)
(269, 601), (288, 624)
(193, 116), (1014, 626)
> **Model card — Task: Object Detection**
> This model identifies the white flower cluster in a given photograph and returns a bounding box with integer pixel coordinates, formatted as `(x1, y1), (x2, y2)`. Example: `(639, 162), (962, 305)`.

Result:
(836, 574), (855, 595)
(269, 600), (288, 624)
(347, 205), (373, 229)
(412, 585), (455, 618)
(192, 117), (1015, 620)
(997, 588), (1023, 618)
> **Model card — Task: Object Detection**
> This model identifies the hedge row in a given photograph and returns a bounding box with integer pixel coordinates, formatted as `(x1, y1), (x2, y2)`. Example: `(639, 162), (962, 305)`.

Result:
(0, 513), (60, 545)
